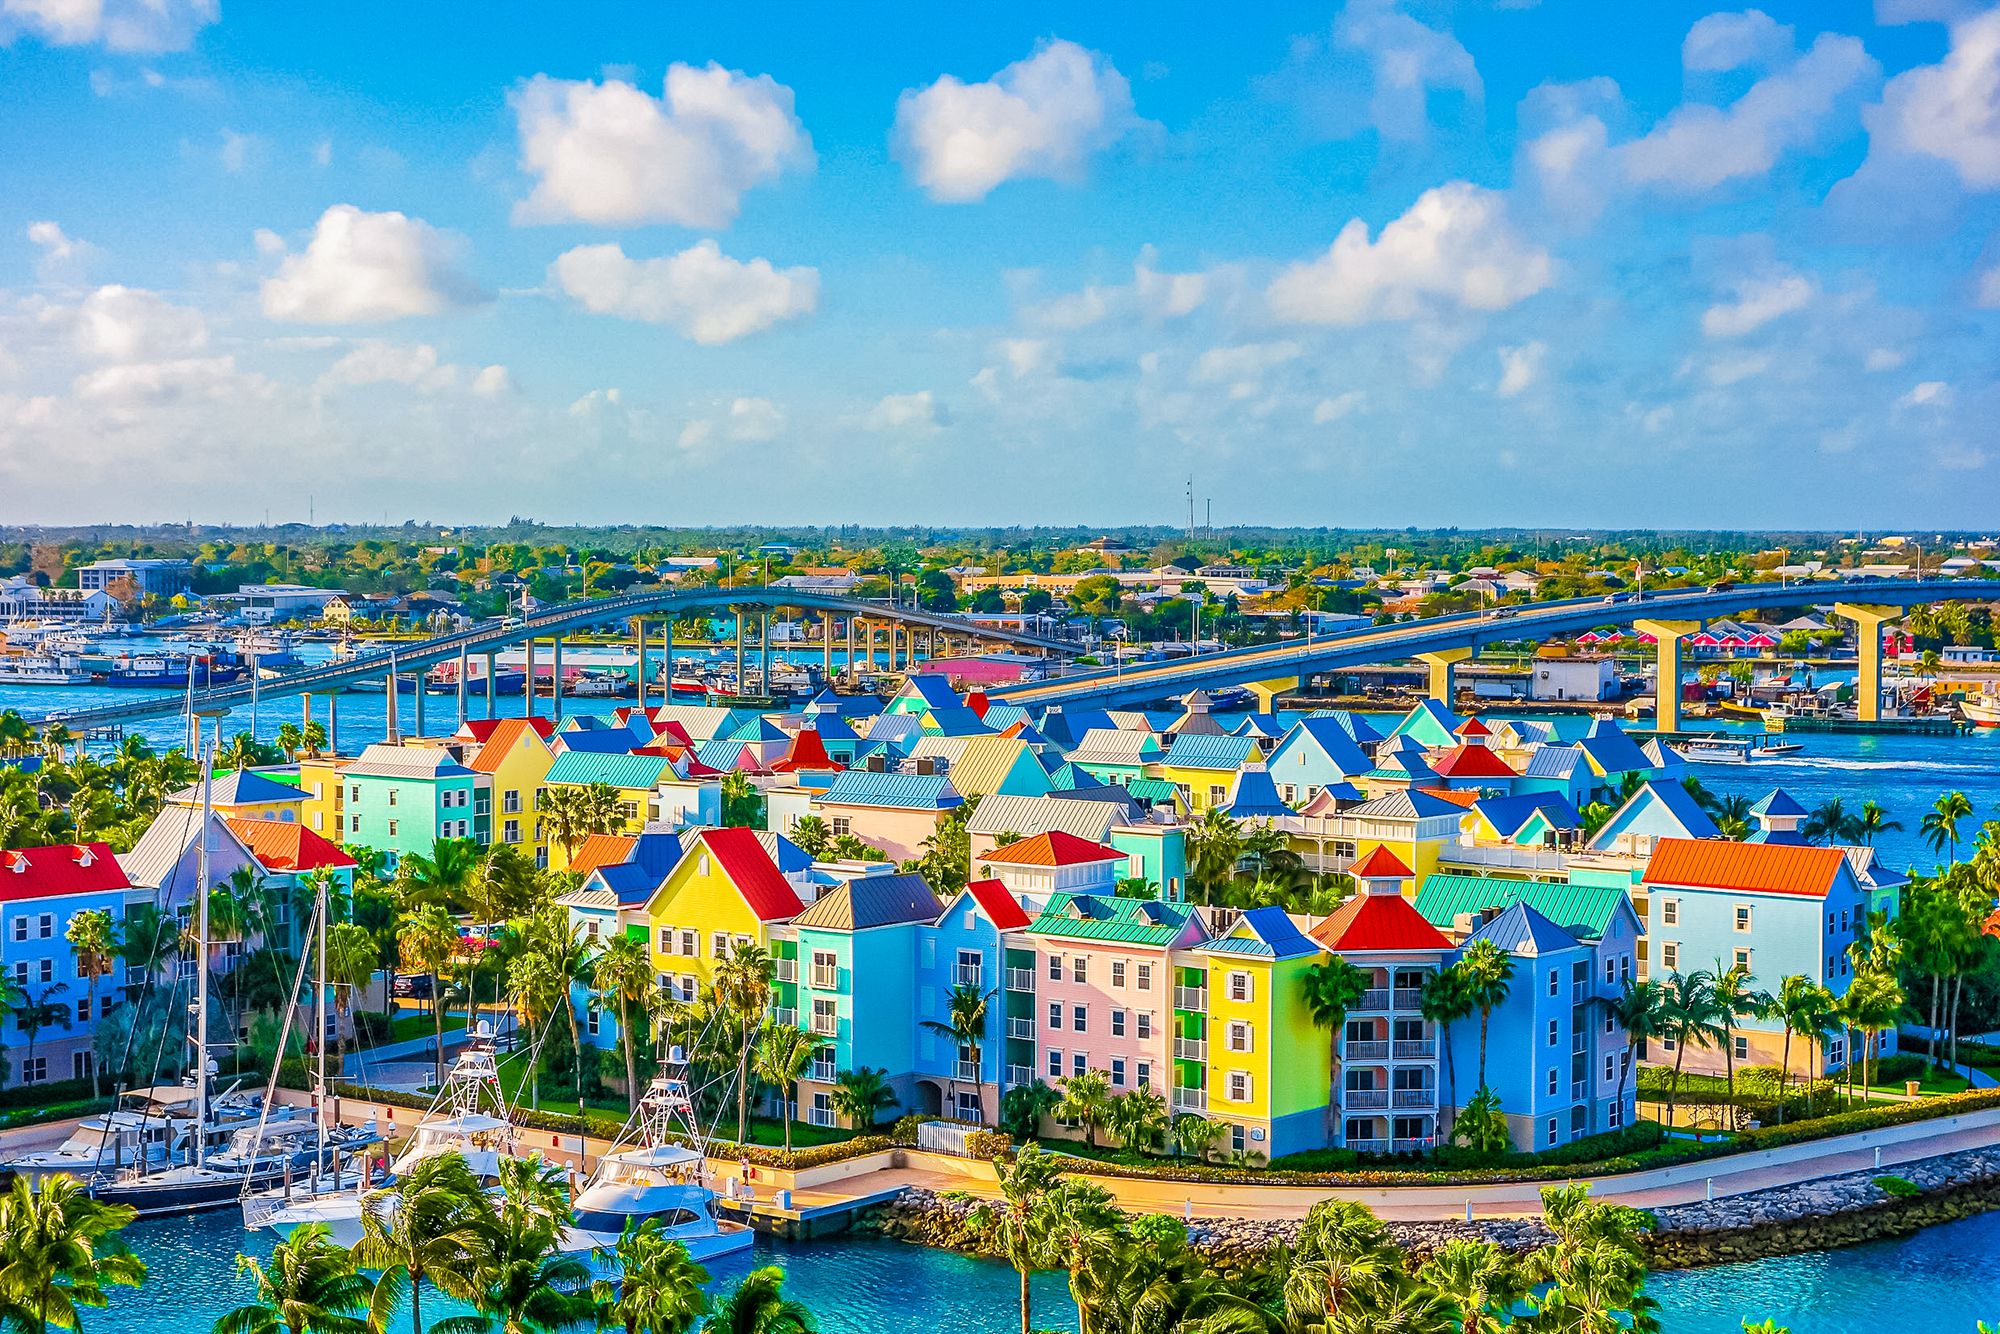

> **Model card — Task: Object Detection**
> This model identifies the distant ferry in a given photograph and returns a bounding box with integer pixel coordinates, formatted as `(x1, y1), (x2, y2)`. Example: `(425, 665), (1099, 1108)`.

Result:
(101, 654), (246, 689)
(0, 653), (93, 686)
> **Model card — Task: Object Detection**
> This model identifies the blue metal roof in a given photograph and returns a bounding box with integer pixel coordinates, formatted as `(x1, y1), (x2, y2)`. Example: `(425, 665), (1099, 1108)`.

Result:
(819, 769), (963, 810)
(1464, 900), (1583, 956)
(1198, 904), (1319, 959)
(1522, 745), (1584, 779)
(1472, 791), (1581, 838)
(1223, 766), (1295, 819)
(1304, 708), (1385, 745)
(1750, 788), (1809, 817)
(554, 729), (642, 755)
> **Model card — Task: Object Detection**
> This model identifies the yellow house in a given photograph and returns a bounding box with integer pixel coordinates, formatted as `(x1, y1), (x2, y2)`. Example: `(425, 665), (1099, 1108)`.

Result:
(1192, 906), (1332, 1161)
(470, 717), (558, 861)
(643, 827), (808, 1000)
(1153, 734), (1262, 812)
(1335, 789), (1466, 890)
(166, 769), (306, 824)
(297, 754), (354, 840)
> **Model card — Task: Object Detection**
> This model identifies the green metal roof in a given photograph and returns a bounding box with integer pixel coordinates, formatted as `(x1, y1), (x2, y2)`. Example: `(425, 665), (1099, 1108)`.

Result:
(1413, 873), (1627, 941)
(1124, 777), (1180, 802)
(542, 751), (677, 790)
(1025, 891), (1194, 946)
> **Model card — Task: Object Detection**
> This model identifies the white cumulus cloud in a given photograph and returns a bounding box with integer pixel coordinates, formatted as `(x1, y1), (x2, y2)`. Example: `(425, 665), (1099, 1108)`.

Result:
(866, 390), (946, 433)
(1, 0), (216, 52)
(1266, 182), (1553, 325)
(894, 39), (1142, 202)
(1683, 10), (1797, 73)
(1332, 0), (1484, 142)
(1313, 391), (1366, 423)
(548, 240), (818, 345)
(1496, 341), (1546, 397)
(260, 205), (483, 325)
(72, 285), (208, 361)
(511, 64), (811, 228)
(1870, 8), (2000, 188)
(27, 220), (97, 279)
(1701, 272), (1816, 337)
(1899, 379), (1952, 406)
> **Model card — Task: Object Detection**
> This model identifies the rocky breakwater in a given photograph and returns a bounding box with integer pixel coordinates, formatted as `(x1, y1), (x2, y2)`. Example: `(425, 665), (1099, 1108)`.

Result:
(1647, 1145), (2000, 1268)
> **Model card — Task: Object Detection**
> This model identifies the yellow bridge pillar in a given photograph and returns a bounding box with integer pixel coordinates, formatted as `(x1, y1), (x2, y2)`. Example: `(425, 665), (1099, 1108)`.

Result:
(1246, 677), (1300, 712)
(1834, 604), (1903, 723)
(1413, 647), (1475, 703)
(1633, 620), (1699, 734)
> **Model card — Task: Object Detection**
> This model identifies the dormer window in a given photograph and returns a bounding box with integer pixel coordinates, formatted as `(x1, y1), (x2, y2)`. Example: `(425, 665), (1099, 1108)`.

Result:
(75, 849), (94, 867)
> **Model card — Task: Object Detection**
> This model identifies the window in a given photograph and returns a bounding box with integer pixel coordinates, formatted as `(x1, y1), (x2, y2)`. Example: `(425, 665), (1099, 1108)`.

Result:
(37, 914), (52, 940)
(829, 816), (852, 838)
(1228, 971), (1252, 1003)
(386, 820), (398, 837)
(679, 930), (696, 957)
(1230, 1124), (1247, 1152)
(1661, 899), (1679, 926)
(1137, 963), (1152, 991)
(504, 790), (521, 814)
(350, 785), (360, 803)
(1227, 1071), (1251, 1102)
(1111, 1010), (1126, 1038)
(1071, 957), (1087, 984)
(1733, 1035), (1749, 1061)
(1137, 1061), (1152, 1088)
(19, 1057), (45, 1085)
(811, 998), (837, 1036)
(71, 1051), (92, 1082)
(1548, 1068), (1559, 1096)
(387, 790), (398, 807)
(1547, 967), (1559, 998)
(955, 949), (982, 987)
(1608, 1098), (1623, 1128)
(1136, 1013), (1151, 1040)
(1661, 942), (1679, 971)
(585, 1006), (601, 1037)
(1072, 1004), (1087, 1033)
(1047, 1002), (1062, 1031)
(1072, 1052), (1086, 1078)
(1111, 961), (1126, 989)
(1047, 1050), (1063, 1079)
(1735, 905), (1753, 933)
(1227, 1022), (1252, 1053)
(1840, 909), (1850, 931)
(1048, 955), (1063, 981)
(714, 932), (731, 960)
(76, 997), (90, 1023)
(1547, 1117), (1559, 1146)
(1547, 1019), (1559, 1047)
(1209, 785), (1226, 806)
(1604, 1053), (1617, 1082)
(8, 919), (22, 943)
(811, 950), (839, 990)
(1110, 1058), (1126, 1087)
(1733, 948), (1752, 970)
(502, 819), (520, 844)
(1603, 956), (1616, 985)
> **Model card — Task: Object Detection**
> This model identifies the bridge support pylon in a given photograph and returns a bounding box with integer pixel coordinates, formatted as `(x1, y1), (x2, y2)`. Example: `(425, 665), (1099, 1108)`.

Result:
(1413, 647), (1474, 703)
(1633, 620), (1699, 733)
(1246, 677), (1299, 712)
(1834, 603), (1903, 723)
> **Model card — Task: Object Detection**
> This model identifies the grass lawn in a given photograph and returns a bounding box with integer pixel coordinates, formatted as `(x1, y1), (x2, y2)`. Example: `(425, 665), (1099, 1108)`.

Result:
(388, 1012), (467, 1044)
(487, 1053), (866, 1148)
(1861, 1069), (1970, 1096)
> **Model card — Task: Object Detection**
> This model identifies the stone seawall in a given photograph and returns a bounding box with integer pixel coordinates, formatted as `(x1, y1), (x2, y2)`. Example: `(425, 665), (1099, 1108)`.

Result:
(857, 1145), (2000, 1274)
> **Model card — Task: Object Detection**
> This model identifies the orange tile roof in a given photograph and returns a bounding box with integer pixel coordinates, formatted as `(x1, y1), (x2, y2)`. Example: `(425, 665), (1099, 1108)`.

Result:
(222, 818), (355, 873)
(1350, 846), (1413, 879)
(1641, 837), (1849, 898)
(570, 834), (637, 879)
(978, 830), (1125, 867)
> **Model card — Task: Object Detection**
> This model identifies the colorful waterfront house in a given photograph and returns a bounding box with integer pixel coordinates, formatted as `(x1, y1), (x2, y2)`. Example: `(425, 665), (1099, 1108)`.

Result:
(1230, 713), (1290, 753)
(1064, 729), (1164, 789)
(1307, 848), (1454, 1153)
(642, 826), (809, 1002)
(165, 768), (305, 824)
(791, 870), (943, 1126)
(0, 842), (132, 1087)
(1023, 892), (1206, 1134)
(1303, 709), (1386, 749)
(1385, 699), (1463, 749)
(541, 752), (682, 864)
(1641, 838), (1884, 1075)
(468, 717), (558, 862)
(1156, 733), (1264, 812)
(1188, 906), (1331, 1160)
(338, 744), (488, 866)
(1043, 761), (1103, 793)
(1462, 792), (1582, 848)
(965, 793), (1139, 861)
(222, 817), (357, 897)
(1221, 766), (1296, 823)
(1264, 719), (1371, 808)
(770, 728), (842, 778)
(1415, 874), (1639, 948)
(1425, 740), (1520, 796)
(1446, 902), (1639, 1150)
(1573, 722), (1657, 804)
(1583, 780), (1719, 857)
(939, 735), (1054, 800)
(809, 770), (964, 863)
(648, 704), (751, 743)
(1108, 823), (1188, 901)
(1335, 789), (1466, 886)
(1511, 745), (1595, 810)
(919, 878), (1039, 1123)
(919, 705), (993, 738)
(975, 832), (1129, 897)
(1743, 789), (1809, 844)
(1359, 736), (1441, 795)
(885, 674), (961, 716)
(297, 754), (355, 840)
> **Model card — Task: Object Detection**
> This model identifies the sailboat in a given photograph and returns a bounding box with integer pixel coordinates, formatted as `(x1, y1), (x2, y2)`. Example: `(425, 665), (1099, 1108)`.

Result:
(554, 1053), (753, 1270)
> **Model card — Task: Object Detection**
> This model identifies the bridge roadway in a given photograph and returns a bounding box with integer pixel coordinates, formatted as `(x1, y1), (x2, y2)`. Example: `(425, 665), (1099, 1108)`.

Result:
(989, 578), (2000, 712)
(33, 587), (1075, 729)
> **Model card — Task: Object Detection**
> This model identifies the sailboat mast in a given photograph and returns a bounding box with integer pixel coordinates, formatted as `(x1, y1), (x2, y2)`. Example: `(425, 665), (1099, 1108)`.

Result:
(314, 873), (328, 1149)
(194, 741), (211, 1168)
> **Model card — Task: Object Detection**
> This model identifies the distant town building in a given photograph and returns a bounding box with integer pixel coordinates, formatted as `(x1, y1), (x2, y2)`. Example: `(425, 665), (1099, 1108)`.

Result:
(75, 558), (192, 598)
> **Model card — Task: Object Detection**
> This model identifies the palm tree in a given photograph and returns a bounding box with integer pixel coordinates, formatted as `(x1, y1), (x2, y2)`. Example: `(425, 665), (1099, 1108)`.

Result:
(1184, 808), (1245, 902)
(213, 1223), (371, 1334)
(786, 816), (830, 859)
(1420, 965), (1477, 1124)
(712, 941), (776, 1141)
(919, 984), (994, 1126)
(397, 837), (481, 911)
(63, 909), (117, 1097)
(1714, 794), (1754, 842)
(1602, 978), (1665, 1126)
(301, 721), (328, 758)
(1921, 791), (1975, 866)
(1771, 975), (1836, 1123)
(1856, 801), (1901, 848)
(702, 1266), (815, 1334)
(592, 932), (656, 1103)
(1416, 1238), (1527, 1334)
(1802, 799), (1860, 846)
(590, 1219), (710, 1334)
(1841, 968), (1907, 1099)
(1103, 1086), (1167, 1156)
(466, 1205), (592, 1334)
(1458, 939), (1515, 1091)
(397, 904), (464, 1087)
(521, 904), (594, 1107)
(14, 983), (71, 1085)
(326, 922), (379, 1078)
(354, 1151), (488, 1334)
(1711, 960), (1772, 1105)
(1302, 955), (1371, 1134)
(829, 1066), (896, 1131)
(1282, 1199), (1396, 1330)
(0, 1174), (147, 1334)
(275, 723), (304, 763)
(754, 1022), (821, 1152)
(539, 783), (623, 865)
(1055, 1068), (1114, 1150)
(1658, 970), (1726, 1127)
(990, 1145), (1062, 1334)
(1039, 1179), (1123, 1334)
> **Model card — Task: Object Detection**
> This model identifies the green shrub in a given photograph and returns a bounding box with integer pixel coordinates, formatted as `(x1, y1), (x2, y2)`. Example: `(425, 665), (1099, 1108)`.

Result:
(1872, 1174), (1922, 1198)
(964, 1130), (1013, 1160)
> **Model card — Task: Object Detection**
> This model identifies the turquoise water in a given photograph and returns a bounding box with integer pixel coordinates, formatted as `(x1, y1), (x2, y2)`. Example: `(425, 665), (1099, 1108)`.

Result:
(105, 1210), (2000, 1333)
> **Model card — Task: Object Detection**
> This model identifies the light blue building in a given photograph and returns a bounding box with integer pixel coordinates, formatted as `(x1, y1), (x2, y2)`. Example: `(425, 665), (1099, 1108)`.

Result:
(1265, 718), (1372, 807)
(1, 842), (133, 1088)
(914, 879), (1039, 1123)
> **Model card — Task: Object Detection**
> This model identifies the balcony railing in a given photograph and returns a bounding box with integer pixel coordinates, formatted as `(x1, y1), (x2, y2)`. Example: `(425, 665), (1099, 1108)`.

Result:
(1572, 1080), (1589, 1101)
(1392, 1039), (1437, 1060)
(1392, 1088), (1437, 1109)
(810, 968), (839, 991)
(1006, 967), (1035, 992)
(1345, 1137), (1389, 1153)
(1392, 988), (1425, 1010)
(1005, 1064), (1033, 1087)
(1172, 1087), (1207, 1112)
(810, 1014), (837, 1037)
(954, 964), (984, 988)
(809, 1062), (836, 1083)
(1006, 1017), (1035, 1041)
(1353, 988), (1390, 1011)
(1173, 1038), (1206, 1062)
(773, 959), (796, 982)
(1344, 1040), (1390, 1061)
(1393, 1136), (1435, 1153)
(957, 1060), (981, 1081)
(807, 1106), (834, 1128)
(772, 1008), (797, 1028)
(1343, 1089), (1390, 1110)
(1173, 986), (1206, 1011)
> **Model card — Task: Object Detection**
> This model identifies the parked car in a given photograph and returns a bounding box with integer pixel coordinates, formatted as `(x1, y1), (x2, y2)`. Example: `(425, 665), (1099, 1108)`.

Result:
(391, 973), (434, 1000)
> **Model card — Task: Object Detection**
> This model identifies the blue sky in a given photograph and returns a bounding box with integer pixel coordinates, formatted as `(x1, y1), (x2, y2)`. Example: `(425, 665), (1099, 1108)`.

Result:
(1, 0), (1997, 528)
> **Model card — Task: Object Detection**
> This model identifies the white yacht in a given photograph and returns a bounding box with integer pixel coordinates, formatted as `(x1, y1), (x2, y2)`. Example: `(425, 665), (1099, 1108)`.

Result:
(0, 1083), (254, 1183)
(557, 1067), (752, 1270)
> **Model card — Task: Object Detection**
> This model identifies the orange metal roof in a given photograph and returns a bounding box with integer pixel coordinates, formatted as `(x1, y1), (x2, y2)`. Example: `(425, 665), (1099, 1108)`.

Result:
(570, 833), (638, 879)
(978, 830), (1125, 867)
(1414, 786), (1484, 808)
(222, 818), (355, 873)
(1641, 837), (1849, 898)
(469, 717), (552, 773)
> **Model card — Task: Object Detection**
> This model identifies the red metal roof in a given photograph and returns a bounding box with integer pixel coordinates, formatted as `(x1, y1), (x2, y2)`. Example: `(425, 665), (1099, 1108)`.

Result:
(965, 877), (1032, 931)
(964, 691), (991, 718)
(698, 826), (806, 922)
(1430, 744), (1518, 778)
(1455, 717), (1492, 737)
(1641, 838), (1849, 898)
(0, 842), (129, 902)
(570, 834), (638, 879)
(1310, 889), (1452, 953)
(978, 830), (1125, 867)
(772, 728), (839, 773)
(1350, 845), (1414, 879)
(223, 818), (356, 873)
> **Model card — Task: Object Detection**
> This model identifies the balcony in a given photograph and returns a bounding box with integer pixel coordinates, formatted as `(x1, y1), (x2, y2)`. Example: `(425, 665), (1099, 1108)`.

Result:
(1345, 1137), (1390, 1153)
(1573, 1080), (1590, 1101)
(810, 1014), (837, 1037)
(1006, 967), (1036, 992)
(810, 968), (839, 991)
(954, 964), (984, 988)
(1007, 1017), (1035, 1041)
(1173, 986), (1207, 1011)
(1172, 1086), (1207, 1112)
(1392, 1039), (1437, 1060)
(1392, 988), (1424, 1010)
(1343, 1040), (1390, 1061)
(1005, 1064), (1033, 1087)
(1343, 1089), (1390, 1110)
(1393, 1137), (1435, 1153)
(773, 958), (797, 983)
(957, 1059), (981, 1081)
(807, 1106), (835, 1128)
(809, 1062), (836, 1084)
(772, 1008), (797, 1028)
(1353, 988), (1390, 1011)
(1173, 1038), (1207, 1062)
(1392, 1088), (1437, 1109)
